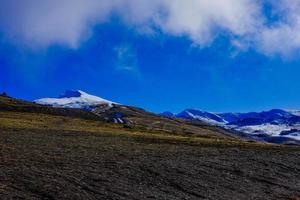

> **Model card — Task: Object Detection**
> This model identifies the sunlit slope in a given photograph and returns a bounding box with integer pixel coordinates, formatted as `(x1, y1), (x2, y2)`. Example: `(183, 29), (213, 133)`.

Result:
(0, 95), (239, 141)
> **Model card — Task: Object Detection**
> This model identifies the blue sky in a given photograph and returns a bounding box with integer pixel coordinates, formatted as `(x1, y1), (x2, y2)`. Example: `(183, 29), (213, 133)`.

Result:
(0, 0), (300, 113)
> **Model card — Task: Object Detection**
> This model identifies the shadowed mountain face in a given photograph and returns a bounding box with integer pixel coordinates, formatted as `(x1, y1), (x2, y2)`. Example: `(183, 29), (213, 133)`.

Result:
(0, 94), (300, 200)
(225, 109), (300, 126)
(59, 90), (82, 98)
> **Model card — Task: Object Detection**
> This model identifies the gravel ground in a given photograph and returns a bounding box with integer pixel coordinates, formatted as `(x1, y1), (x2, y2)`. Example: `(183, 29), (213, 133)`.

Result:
(1, 129), (300, 200)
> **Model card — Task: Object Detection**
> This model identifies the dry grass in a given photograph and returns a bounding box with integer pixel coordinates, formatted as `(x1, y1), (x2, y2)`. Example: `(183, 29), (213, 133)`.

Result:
(0, 110), (290, 150)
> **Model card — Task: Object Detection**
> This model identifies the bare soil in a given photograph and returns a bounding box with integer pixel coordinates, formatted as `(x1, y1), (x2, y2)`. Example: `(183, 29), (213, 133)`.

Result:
(1, 128), (300, 200)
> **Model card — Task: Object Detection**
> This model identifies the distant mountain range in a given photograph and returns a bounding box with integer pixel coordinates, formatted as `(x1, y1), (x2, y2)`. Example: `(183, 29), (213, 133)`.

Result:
(162, 109), (300, 125)
(161, 109), (300, 142)
(34, 90), (300, 144)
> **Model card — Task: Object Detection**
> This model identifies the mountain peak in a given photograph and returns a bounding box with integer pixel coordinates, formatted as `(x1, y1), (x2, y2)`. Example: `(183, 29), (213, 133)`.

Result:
(35, 90), (116, 109)
(59, 90), (83, 98)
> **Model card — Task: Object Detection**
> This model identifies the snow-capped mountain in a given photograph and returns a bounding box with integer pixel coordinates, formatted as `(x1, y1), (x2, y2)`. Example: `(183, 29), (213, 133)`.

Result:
(226, 109), (300, 126)
(176, 109), (226, 125)
(161, 108), (300, 142)
(35, 90), (116, 109)
(161, 109), (228, 124)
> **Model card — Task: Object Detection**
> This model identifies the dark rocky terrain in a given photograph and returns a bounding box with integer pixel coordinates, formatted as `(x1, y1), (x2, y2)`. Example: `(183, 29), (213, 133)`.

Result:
(0, 95), (300, 200)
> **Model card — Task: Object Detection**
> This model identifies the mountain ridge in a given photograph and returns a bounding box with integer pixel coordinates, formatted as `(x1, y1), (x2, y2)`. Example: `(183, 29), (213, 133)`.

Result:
(161, 108), (300, 142)
(33, 90), (300, 144)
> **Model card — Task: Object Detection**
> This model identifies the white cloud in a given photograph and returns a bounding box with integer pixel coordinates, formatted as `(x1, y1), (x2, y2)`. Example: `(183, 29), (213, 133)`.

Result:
(0, 0), (117, 48)
(157, 0), (261, 45)
(257, 0), (300, 57)
(1, 0), (300, 57)
(0, 0), (260, 48)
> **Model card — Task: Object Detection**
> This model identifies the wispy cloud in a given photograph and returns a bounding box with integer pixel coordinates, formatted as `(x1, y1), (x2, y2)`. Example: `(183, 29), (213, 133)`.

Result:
(1, 0), (300, 57)
(114, 45), (140, 77)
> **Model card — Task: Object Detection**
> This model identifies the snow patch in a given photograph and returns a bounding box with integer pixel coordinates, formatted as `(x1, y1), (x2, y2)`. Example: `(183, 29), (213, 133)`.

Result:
(232, 124), (300, 141)
(286, 110), (300, 117)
